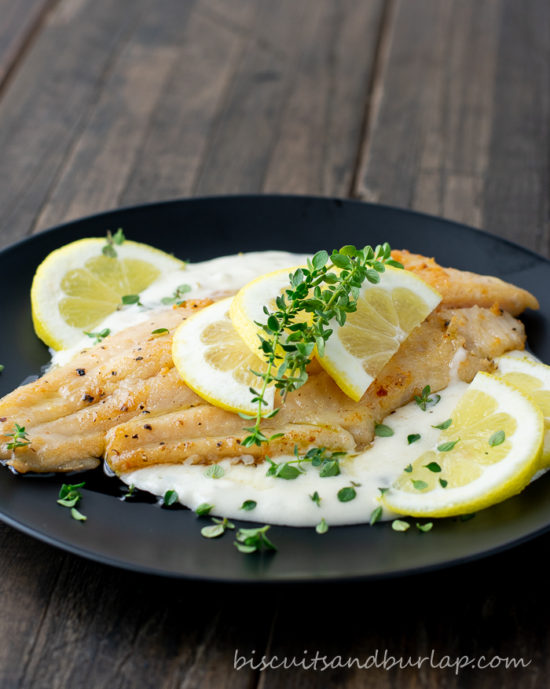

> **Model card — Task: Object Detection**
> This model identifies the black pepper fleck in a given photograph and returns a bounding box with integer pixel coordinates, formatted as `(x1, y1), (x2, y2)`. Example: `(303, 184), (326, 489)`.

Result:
(144, 424), (152, 430)
(83, 394), (94, 402)
(76, 368), (86, 376)
(135, 356), (143, 361)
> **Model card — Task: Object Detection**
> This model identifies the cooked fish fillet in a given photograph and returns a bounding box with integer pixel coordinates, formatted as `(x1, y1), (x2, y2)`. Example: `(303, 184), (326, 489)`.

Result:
(392, 249), (539, 315)
(0, 302), (210, 472)
(0, 259), (532, 474)
(104, 305), (525, 473)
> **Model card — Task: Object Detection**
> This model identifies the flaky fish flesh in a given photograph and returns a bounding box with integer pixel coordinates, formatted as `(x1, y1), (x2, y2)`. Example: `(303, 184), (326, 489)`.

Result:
(0, 254), (536, 474)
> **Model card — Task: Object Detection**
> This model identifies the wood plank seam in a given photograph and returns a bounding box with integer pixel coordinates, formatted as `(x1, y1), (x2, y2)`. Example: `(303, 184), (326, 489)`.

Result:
(14, 556), (67, 689)
(0, 0), (60, 98)
(350, 0), (397, 200)
(190, 3), (262, 195)
(28, 3), (150, 237)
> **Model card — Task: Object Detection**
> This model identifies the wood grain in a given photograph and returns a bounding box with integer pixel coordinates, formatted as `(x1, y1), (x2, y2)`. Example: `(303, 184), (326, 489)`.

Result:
(1, 0), (550, 687)
(13, 555), (273, 689)
(0, 0), (55, 87)
(355, 0), (550, 255)
(256, 535), (550, 689)
(0, 0), (168, 248)
(195, 0), (385, 197)
(33, 0), (385, 232)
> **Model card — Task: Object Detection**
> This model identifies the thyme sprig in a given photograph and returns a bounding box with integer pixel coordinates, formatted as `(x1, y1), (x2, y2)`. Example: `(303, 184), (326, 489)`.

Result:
(241, 244), (401, 447)
(102, 228), (125, 258)
(5, 423), (30, 450)
(161, 283), (191, 305)
(265, 446), (346, 480)
(57, 482), (87, 521)
(84, 327), (110, 344)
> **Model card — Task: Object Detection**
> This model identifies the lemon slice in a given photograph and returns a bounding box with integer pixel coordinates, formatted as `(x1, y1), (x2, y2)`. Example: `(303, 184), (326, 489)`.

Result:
(172, 297), (274, 415)
(230, 265), (304, 359)
(382, 372), (543, 518)
(318, 265), (441, 400)
(31, 237), (184, 350)
(495, 354), (550, 468)
(231, 264), (441, 401)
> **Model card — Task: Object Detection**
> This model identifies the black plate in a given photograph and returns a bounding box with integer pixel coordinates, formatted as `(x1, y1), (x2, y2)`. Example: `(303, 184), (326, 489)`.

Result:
(1, 195), (550, 582)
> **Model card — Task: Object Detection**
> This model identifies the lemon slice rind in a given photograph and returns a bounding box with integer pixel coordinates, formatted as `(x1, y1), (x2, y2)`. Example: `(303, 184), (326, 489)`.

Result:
(318, 265), (442, 401)
(382, 372), (543, 518)
(31, 237), (185, 350)
(172, 297), (274, 415)
(230, 265), (305, 360)
(495, 354), (550, 468)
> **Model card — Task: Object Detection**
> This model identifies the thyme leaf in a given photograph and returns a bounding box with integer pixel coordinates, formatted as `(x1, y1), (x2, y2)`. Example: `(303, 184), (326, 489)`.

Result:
(241, 244), (401, 447)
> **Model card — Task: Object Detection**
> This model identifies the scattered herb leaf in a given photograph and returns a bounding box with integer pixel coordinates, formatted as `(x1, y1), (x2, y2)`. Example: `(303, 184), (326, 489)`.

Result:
(392, 519), (410, 532)
(204, 465), (225, 479)
(121, 294), (142, 306)
(489, 430), (505, 446)
(337, 486), (357, 503)
(370, 506), (383, 525)
(71, 507), (87, 522)
(439, 478), (448, 488)
(102, 228), (125, 257)
(240, 500), (257, 511)
(201, 523), (225, 539)
(234, 525), (277, 554)
(407, 433), (421, 444)
(265, 447), (344, 479)
(416, 522), (433, 532)
(415, 385), (441, 411)
(375, 423), (394, 438)
(161, 284), (192, 305)
(432, 418), (452, 430)
(412, 479), (428, 491)
(121, 484), (136, 501)
(404, 464), (413, 473)
(195, 503), (214, 516)
(310, 491), (321, 506)
(316, 518), (329, 534)
(265, 459), (302, 480)
(57, 482), (86, 521)
(438, 439), (460, 452)
(163, 489), (178, 506)
(84, 328), (111, 344)
(424, 461), (442, 473)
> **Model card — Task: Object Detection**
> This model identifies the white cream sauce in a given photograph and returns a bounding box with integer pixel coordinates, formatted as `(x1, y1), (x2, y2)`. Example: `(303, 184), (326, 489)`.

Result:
(47, 250), (536, 528)
(50, 250), (309, 367)
(121, 373), (471, 526)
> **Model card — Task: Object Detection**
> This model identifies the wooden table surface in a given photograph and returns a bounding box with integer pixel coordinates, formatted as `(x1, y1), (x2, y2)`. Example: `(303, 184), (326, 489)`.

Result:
(1, 1), (549, 687)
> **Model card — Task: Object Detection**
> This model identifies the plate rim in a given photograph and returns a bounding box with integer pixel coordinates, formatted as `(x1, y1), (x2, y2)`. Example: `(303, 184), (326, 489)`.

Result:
(1, 193), (549, 583)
